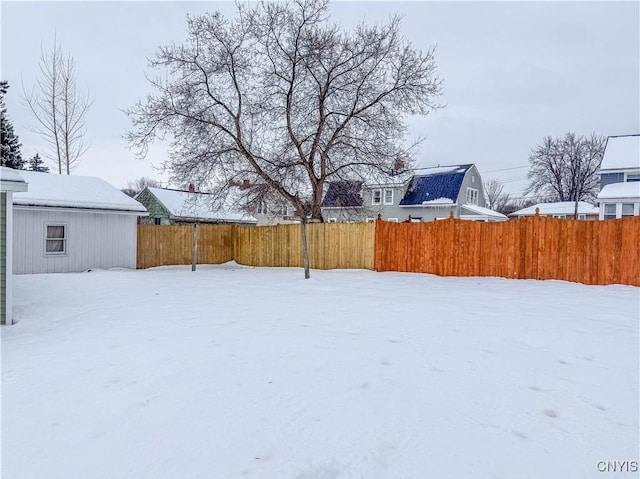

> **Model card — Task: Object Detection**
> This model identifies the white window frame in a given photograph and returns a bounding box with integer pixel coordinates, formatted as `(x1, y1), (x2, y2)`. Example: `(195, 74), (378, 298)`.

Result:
(625, 173), (640, 182)
(387, 218), (399, 222)
(45, 223), (68, 256)
(621, 203), (635, 217)
(603, 203), (617, 220)
(277, 204), (289, 216)
(578, 214), (586, 220)
(383, 188), (394, 205)
(327, 218), (337, 223)
(257, 201), (268, 215)
(552, 214), (566, 219)
(372, 189), (382, 205)
(365, 217), (376, 223)
(410, 217), (422, 223)
(466, 187), (479, 205)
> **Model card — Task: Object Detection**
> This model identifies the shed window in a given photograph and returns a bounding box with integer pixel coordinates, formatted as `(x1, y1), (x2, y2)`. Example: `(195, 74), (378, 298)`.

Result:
(46, 224), (67, 255)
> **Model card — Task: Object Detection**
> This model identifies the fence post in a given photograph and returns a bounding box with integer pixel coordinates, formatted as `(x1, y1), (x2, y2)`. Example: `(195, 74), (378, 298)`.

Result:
(192, 223), (199, 271)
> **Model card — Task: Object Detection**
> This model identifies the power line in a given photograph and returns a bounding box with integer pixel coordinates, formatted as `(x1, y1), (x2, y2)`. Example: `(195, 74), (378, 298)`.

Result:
(483, 165), (529, 173)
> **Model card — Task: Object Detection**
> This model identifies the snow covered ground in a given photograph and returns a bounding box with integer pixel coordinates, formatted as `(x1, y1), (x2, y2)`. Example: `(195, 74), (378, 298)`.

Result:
(3, 264), (639, 478)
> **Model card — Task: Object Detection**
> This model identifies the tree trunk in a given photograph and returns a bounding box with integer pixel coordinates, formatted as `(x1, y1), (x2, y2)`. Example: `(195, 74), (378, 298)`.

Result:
(192, 223), (199, 271)
(300, 218), (310, 279)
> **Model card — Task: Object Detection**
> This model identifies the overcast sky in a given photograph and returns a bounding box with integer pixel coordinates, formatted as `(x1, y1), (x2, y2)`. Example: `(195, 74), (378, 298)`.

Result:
(2, 1), (638, 196)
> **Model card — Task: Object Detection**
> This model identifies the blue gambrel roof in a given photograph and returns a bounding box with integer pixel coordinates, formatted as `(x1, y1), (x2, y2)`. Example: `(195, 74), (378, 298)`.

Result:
(321, 180), (363, 207)
(399, 164), (473, 205)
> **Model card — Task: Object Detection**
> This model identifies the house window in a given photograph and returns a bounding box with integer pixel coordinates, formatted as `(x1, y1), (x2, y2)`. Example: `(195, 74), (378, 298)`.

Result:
(257, 201), (268, 215)
(327, 218), (337, 223)
(45, 224), (67, 255)
(387, 218), (399, 222)
(578, 214), (586, 220)
(365, 217), (376, 223)
(466, 188), (478, 205)
(621, 203), (635, 217)
(372, 189), (382, 205)
(604, 203), (617, 220)
(277, 204), (289, 216)
(410, 217), (422, 223)
(552, 214), (566, 219)
(154, 217), (162, 225)
(626, 174), (640, 182)
(383, 189), (393, 205)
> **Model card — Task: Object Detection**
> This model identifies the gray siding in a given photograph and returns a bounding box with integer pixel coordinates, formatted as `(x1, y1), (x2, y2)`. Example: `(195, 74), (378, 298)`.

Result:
(13, 208), (138, 274)
(1, 193), (6, 324)
(321, 166), (489, 223)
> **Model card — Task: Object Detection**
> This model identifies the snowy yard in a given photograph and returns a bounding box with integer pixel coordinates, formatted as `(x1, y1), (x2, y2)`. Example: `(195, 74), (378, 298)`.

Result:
(2, 264), (638, 479)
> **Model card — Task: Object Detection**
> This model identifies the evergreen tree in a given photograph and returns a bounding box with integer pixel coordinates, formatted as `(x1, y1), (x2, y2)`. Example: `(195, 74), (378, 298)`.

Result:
(1, 80), (25, 169)
(28, 153), (49, 172)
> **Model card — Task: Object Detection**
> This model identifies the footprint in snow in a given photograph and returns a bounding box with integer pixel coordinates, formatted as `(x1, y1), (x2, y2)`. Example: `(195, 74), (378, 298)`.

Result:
(543, 409), (558, 418)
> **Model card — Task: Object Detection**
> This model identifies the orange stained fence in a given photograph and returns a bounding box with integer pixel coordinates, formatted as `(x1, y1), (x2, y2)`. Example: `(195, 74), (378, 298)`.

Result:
(374, 215), (640, 287)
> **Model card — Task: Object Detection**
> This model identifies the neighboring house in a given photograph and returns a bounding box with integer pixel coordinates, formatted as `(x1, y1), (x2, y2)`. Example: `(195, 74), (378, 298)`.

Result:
(1, 167), (28, 325)
(508, 201), (600, 220)
(597, 182), (640, 219)
(596, 134), (640, 220)
(321, 164), (507, 222)
(12, 170), (148, 275)
(229, 180), (302, 226)
(136, 186), (257, 226)
(599, 134), (640, 189)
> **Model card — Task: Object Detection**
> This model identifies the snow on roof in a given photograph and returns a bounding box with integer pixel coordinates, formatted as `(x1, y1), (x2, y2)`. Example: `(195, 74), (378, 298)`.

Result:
(147, 187), (257, 223)
(600, 135), (640, 171)
(461, 204), (508, 219)
(508, 201), (599, 217)
(1, 167), (28, 193)
(13, 170), (147, 213)
(1, 167), (26, 184)
(597, 181), (640, 199)
(415, 164), (472, 175)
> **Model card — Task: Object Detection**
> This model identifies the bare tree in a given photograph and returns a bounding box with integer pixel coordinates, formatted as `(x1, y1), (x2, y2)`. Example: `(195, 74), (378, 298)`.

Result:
(122, 176), (162, 197)
(525, 133), (605, 215)
(127, 0), (442, 278)
(22, 37), (92, 174)
(483, 178), (511, 214)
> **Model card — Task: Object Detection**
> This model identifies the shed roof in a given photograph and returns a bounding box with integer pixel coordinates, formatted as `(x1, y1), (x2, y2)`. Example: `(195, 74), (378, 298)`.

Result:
(13, 170), (147, 213)
(0, 167), (28, 192)
(508, 201), (599, 217)
(399, 164), (472, 206)
(321, 180), (363, 208)
(597, 182), (640, 200)
(461, 204), (508, 220)
(145, 187), (257, 223)
(600, 135), (640, 171)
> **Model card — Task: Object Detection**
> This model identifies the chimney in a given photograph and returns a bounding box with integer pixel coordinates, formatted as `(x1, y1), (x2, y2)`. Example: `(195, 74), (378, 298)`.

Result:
(188, 183), (195, 193)
(241, 179), (250, 190)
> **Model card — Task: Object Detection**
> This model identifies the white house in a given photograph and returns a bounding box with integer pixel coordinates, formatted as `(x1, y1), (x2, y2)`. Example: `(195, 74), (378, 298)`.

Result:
(508, 201), (600, 220)
(597, 182), (640, 219)
(12, 170), (148, 274)
(1, 167), (28, 325)
(597, 134), (640, 219)
(599, 134), (640, 188)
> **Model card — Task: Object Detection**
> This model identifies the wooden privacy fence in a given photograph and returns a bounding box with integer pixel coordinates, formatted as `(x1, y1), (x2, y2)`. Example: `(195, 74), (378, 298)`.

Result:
(375, 215), (640, 286)
(137, 217), (640, 286)
(137, 222), (375, 271)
